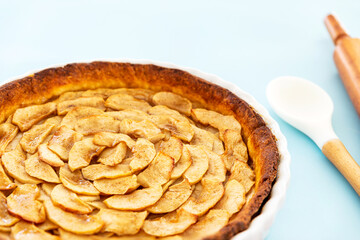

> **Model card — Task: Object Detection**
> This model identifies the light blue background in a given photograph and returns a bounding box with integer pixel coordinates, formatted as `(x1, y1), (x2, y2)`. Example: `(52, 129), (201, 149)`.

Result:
(1, 1), (360, 239)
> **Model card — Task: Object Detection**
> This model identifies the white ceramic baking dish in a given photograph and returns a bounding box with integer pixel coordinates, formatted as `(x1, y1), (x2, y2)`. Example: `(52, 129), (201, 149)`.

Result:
(0, 59), (290, 240)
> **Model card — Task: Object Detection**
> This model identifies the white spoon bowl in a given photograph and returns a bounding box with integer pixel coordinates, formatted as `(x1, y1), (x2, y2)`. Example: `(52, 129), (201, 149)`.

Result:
(267, 76), (337, 148)
(267, 76), (360, 196)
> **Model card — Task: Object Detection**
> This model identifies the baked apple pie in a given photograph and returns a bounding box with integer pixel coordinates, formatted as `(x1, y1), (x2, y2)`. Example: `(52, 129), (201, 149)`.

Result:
(0, 62), (279, 240)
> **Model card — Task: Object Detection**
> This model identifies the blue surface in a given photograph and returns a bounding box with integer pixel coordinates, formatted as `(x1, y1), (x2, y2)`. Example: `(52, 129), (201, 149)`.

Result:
(1, 1), (360, 239)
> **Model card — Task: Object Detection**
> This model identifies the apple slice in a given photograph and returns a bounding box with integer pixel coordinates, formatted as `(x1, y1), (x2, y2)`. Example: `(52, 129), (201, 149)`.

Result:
(12, 102), (56, 132)
(104, 185), (162, 210)
(214, 179), (246, 216)
(222, 129), (248, 170)
(98, 208), (148, 236)
(93, 132), (135, 148)
(181, 179), (224, 216)
(75, 115), (120, 135)
(4, 131), (22, 153)
(7, 184), (46, 223)
(171, 146), (192, 180)
(121, 88), (155, 102)
(137, 152), (174, 188)
(36, 219), (58, 231)
(129, 138), (156, 171)
(104, 109), (149, 122)
(148, 179), (193, 214)
(183, 145), (209, 184)
(159, 137), (183, 163)
(2, 147), (42, 184)
(149, 115), (194, 142)
(105, 93), (151, 112)
(10, 221), (60, 240)
(20, 122), (55, 154)
(191, 108), (241, 138)
(0, 192), (19, 227)
(0, 163), (16, 190)
(44, 198), (103, 235)
(61, 106), (104, 130)
(57, 91), (85, 102)
(50, 184), (93, 214)
(148, 105), (189, 123)
(142, 209), (197, 237)
(82, 161), (133, 181)
(68, 138), (104, 171)
(57, 97), (105, 115)
(38, 144), (64, 167)
(93, 175), (139, 195)
(180, 209), (229, 239)
(152, 92), (192, 116)
(120, 119), (165, 143)
(59, 164), (99, 196)
(98, 142), (127, 166)
(41, 183), (56, 196)
(190, 125), (224, 155)
(202, 149), (226, 183)
(24, 153), (60, 183)
(47, 125), (83, 160)
(0, 123), (18, 156)
(229, 160), (255, 193)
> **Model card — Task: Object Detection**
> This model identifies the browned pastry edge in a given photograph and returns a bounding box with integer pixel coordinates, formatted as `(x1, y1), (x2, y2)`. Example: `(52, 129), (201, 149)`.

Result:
(0, 62), (279, 240)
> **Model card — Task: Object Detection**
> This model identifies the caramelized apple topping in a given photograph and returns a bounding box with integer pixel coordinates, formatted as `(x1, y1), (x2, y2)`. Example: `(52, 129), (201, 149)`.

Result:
(0, 88), (254, 240)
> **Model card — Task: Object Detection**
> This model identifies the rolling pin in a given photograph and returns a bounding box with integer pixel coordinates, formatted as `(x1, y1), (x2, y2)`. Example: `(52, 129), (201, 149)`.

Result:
(325, 14), (360, 117)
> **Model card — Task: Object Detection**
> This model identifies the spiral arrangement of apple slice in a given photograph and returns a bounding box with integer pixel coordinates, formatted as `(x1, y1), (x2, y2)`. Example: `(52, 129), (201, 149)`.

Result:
(0, 88), (254, 240)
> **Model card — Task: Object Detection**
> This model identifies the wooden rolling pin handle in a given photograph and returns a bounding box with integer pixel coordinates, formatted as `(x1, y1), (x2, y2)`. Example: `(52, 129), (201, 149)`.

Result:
(322, 139), (360, 196)
(325, 14), (349, 45)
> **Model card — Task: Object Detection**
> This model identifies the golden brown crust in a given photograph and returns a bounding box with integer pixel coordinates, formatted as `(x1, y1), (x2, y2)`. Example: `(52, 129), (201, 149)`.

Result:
(0, 61), (279, 239)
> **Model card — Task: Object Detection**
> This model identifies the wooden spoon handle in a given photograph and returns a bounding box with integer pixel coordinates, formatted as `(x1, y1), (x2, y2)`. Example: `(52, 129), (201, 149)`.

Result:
(322, 139), (360, 196)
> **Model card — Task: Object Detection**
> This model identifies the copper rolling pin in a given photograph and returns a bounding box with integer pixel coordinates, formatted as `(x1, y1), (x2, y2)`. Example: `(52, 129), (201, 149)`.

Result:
(325, 14), (360, 117)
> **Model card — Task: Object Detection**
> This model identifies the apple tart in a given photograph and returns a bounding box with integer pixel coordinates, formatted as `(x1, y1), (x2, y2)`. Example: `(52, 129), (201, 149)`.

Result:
(0, 62), (279, 240)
